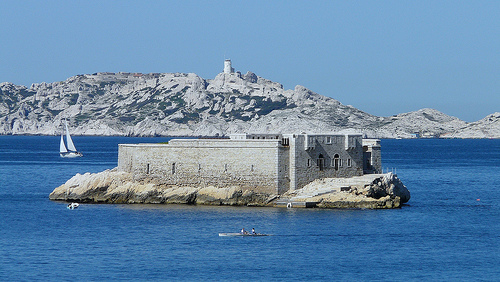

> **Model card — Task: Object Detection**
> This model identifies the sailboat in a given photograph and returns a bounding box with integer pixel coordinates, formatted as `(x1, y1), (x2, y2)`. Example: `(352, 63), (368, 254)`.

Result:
(60, 120), (83, 158)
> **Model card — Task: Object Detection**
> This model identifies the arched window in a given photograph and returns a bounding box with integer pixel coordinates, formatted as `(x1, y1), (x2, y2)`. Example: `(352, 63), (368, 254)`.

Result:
(333, 154), (340, 171)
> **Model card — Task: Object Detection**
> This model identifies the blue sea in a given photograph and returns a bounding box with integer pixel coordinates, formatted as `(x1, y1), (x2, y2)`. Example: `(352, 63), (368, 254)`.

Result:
(0, 136), (499, 281)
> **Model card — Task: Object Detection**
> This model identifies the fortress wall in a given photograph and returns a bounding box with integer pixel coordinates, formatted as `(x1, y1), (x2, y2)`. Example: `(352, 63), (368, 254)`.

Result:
(370, 146), (382, 173)
(118, 139), (282, 194)
(117, 134), (371, 195)
(291, 135), (364, 190)
(362, 139), (382, 174)
(277, 146), (290, 194)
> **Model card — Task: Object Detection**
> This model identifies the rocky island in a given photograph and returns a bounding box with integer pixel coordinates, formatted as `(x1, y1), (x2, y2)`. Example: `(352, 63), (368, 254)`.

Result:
(49, 169), (409, 209)
(50, 132), (411, 209)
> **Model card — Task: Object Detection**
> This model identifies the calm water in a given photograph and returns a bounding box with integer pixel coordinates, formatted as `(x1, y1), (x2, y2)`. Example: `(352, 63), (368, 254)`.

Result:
(0, 136), (499, 281)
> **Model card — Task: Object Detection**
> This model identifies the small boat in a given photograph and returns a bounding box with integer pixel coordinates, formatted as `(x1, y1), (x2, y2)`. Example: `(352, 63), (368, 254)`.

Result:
(67, 203), (79, 209)
(60, 120), (83, 158)
(219, 233), (269, 237)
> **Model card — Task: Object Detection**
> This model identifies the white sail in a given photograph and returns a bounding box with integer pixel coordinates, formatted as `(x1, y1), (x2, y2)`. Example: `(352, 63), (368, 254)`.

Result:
(60, 120), (82, 157)
(60, 134), (68, 153)
(65, 120), (77, 152)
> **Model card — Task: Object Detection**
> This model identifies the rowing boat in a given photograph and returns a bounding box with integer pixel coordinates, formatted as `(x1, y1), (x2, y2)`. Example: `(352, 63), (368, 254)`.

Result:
(219, 233), (269, 237)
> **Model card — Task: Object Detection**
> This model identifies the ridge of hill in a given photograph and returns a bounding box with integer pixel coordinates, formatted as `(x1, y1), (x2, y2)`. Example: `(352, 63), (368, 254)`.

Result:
(0, 71), (497, 138)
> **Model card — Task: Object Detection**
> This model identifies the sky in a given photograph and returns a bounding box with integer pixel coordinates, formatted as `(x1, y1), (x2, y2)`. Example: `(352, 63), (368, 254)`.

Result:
(0, 1), (498, 122)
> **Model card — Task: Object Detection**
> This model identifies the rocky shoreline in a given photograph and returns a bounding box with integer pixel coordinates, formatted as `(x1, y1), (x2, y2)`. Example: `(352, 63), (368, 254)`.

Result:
(49, 169), (410, 209)
(282, 173), (410, 209)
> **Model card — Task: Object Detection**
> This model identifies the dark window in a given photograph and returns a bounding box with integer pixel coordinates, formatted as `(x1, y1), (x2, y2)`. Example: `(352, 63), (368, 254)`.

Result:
(281, 138), (290, 146)
(333, 154), (340, 171)
(317, 154), (325, 171)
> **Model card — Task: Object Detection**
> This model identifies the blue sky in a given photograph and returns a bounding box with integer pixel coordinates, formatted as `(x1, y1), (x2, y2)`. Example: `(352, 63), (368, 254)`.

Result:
(0, 1), (498, 122)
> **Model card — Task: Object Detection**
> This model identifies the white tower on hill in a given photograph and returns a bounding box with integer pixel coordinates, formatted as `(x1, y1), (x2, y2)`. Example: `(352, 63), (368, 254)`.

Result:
(224, 59), (234, 74)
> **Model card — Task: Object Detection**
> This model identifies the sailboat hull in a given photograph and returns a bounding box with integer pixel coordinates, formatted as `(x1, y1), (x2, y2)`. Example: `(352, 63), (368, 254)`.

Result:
(60, 152), (83, 158)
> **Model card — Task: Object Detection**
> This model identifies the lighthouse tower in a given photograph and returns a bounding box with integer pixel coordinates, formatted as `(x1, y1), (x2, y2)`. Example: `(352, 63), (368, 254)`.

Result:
(224, 59), (234, 74)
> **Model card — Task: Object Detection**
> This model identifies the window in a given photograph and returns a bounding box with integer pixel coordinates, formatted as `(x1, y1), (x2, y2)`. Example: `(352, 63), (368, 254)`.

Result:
(317, 154), (325, 171)
(172, 163), (176, 174)
(326, 136), (332, 144)
(333, 154), (340, 171)
(146, 164), (150, 174)
(281, 138), (289, 146)
(307, 159), (312, 167)
(347, 159), (352, 167)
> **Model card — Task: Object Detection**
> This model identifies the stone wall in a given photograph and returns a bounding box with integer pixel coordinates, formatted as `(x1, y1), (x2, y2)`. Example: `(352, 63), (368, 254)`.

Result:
(288, 134), (364, 191)
(118, 139), (284, 194)
(362, 139), (382, 173)
(117, 134), (373, 195)
(277, 146), (290, 194)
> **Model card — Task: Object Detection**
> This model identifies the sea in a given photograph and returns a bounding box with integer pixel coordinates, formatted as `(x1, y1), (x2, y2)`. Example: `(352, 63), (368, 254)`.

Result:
(0, 136), (499, 281)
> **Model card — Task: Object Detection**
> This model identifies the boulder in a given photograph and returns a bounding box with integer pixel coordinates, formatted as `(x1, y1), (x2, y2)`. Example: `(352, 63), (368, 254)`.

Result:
(282, 173), (410, 209)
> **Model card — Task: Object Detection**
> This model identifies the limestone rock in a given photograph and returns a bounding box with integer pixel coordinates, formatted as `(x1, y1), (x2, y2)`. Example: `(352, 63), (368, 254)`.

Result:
(50, 169), (410, 209)
(316, 195), (401, 209)
(2, 71), (496, 138)
(49, 168), (277, 206)
(442, 112), (500, 139)
(284, 173), (410, 209)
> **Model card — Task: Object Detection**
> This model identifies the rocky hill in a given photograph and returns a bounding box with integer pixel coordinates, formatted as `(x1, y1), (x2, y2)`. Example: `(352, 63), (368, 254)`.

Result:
(0, 71), (497, 138)
(441, 112), (500, 139)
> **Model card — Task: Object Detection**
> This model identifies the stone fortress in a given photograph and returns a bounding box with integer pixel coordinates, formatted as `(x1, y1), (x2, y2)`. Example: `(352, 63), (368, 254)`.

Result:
(116, 59), (382, 196)
(49, 59), (409, 209)
(118, 133), (381, 195)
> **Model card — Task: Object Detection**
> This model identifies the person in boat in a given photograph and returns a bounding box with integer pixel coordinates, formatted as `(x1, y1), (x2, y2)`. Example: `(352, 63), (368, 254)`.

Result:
(251, 228), (256, 235)
(240, 228), (248, 235)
